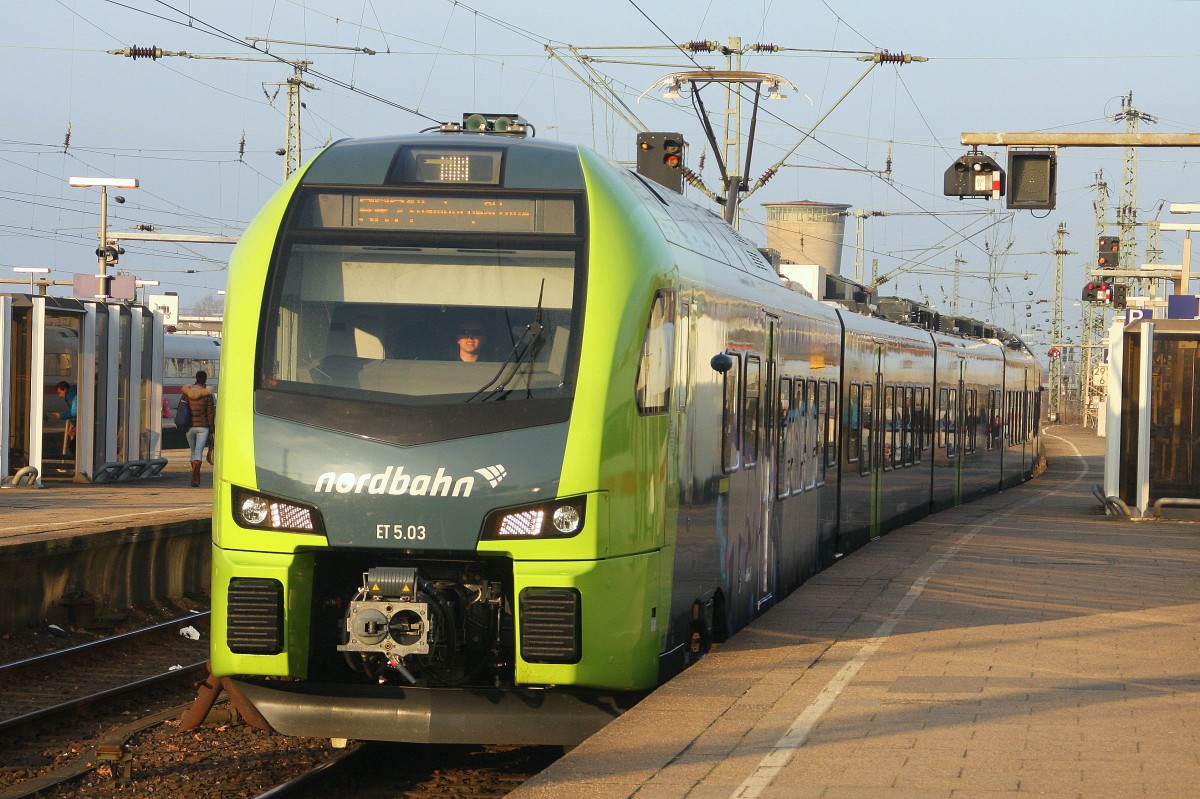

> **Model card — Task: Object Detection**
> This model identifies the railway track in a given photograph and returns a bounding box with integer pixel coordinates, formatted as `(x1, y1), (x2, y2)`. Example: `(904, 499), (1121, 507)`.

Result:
(249, 742), (563, 799)
(0, 613), (210, 732)
(0, 614), (210, 798)
(0, 613), (564, 799)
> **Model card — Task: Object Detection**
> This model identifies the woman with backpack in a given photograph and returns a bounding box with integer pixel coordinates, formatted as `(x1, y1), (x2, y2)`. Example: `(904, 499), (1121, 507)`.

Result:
(181, 370), (216, 487)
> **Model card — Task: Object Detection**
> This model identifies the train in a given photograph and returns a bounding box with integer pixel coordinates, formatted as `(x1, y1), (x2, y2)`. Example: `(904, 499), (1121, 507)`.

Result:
(208, 123), (1043, 746)
(160, 333), (220, 438)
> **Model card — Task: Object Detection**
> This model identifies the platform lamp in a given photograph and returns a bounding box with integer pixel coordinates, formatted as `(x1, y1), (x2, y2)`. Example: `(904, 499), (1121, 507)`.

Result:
(68, 176), (139, 298)
(135, 279), (159, 305)
(13, 267), (50, 295)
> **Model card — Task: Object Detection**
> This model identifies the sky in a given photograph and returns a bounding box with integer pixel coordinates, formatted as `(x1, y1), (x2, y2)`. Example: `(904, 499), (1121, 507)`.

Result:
(4, 0), (1200, 356)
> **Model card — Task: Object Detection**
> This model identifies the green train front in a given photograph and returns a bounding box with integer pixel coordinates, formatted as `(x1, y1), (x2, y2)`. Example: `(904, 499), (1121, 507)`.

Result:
(211, 132), (674, 743)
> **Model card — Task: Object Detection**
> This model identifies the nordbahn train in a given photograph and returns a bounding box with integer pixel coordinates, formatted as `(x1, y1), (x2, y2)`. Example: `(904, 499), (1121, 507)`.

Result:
(209, 124), (1042, 745)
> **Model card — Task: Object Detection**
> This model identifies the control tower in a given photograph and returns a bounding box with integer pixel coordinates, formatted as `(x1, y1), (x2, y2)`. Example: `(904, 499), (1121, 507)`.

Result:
(762, 201), (850, 297)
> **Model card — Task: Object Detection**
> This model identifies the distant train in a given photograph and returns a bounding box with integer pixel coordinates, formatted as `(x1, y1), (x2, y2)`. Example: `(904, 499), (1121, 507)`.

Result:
(160, 333), (220, 436)
(208, 126), (1042, 746)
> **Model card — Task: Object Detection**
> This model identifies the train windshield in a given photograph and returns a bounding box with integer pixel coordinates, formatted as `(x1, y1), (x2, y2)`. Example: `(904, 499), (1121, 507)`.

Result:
(259, 189), (585, 441)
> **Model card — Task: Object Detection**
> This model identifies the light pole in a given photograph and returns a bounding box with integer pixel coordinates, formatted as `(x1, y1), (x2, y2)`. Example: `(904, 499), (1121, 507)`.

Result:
(69, 176), (139, 298)
(13, 267), (50, 295)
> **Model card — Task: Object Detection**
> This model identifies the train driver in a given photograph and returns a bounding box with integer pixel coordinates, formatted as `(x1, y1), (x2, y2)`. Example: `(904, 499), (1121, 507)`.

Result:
(455, 321), (488, 362)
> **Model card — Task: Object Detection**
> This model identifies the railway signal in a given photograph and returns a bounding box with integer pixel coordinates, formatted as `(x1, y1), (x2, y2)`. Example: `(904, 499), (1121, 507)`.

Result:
(1097, 235), (1119, 268)
(943, 153), (1004, 200)
(636, 132), (686, 193)
(1111, 282), (1128, 310)
(1006, 149), (1056, 210)
(1083, 279), (1114, 304)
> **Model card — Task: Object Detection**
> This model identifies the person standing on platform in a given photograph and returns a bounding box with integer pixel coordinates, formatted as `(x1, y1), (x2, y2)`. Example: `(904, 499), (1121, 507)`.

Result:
(182, 370), (216, 487)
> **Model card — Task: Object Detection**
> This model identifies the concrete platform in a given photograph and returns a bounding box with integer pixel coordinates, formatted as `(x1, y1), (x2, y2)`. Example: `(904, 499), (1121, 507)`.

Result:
(0, 448), (211, 549)
(509, 425), (1200, 799)
(0, 448), (213, 628)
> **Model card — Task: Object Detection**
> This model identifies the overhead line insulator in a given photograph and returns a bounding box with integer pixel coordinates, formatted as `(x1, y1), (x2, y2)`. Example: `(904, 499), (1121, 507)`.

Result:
(122, 45), (163, 60)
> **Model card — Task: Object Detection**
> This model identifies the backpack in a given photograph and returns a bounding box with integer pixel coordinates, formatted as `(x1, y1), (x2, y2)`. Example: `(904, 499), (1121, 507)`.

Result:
(174, 394), (192, 431)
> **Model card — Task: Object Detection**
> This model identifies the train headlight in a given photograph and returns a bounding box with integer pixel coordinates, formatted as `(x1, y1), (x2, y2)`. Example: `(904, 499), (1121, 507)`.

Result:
(551, 505), (581, 534)
(239, 495), (270, 525)
(481, 496), (586, 540)
(231, 486), (326, 535)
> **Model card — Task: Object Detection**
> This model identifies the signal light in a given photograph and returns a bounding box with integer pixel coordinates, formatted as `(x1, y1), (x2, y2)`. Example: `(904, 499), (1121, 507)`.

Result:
(635, 132), (686, 193)
(1083, 281), (1111, 303)
(663, 138), (682, 170)
(1112, 282), (1128, 310)
(944, 153), (1005, 199)
(1098, 235), (1119, 268)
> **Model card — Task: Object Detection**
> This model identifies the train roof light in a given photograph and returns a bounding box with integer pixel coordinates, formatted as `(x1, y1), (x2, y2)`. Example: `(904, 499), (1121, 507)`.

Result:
(458, 113), (530, 137)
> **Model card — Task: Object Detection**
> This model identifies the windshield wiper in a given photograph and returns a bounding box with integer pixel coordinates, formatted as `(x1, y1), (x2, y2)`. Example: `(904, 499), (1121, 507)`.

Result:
(466, 280), (546, 403)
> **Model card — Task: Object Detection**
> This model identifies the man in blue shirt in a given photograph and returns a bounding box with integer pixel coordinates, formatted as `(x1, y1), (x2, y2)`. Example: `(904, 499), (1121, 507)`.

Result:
(53, 381), (77, 454)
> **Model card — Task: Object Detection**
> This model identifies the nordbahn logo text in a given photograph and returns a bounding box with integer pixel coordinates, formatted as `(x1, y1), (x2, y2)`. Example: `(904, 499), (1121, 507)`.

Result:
(314, 464), (507, 497)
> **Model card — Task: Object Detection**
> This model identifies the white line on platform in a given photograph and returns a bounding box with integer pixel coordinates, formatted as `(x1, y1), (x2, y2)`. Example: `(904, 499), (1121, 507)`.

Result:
(729, 432), (1087, 799)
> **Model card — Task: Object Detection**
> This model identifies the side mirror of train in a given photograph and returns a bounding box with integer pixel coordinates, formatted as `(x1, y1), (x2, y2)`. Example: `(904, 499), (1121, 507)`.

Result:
(710, 353), (734, 374)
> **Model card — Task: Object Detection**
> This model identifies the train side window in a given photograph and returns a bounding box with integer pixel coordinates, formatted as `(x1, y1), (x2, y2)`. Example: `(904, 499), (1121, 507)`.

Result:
(937, 387), (949, 450)
(823, 380), (838, 472)
(815, 379), (826, 484)
(792, 378), (805, 492)
(860, 382), (874, 476)
(1024, 391), (1032, 443)
(998, 389), (1005, 446)
(722, 352), (742, 472)
(883, 385), (896, 471)
(807, 378), (819, 489)
(988, 389), (1002, 450)
(1025, 390), (1032, 442)
(902, 386), (915, 467)
(847, 383), (861, 464)
(776, 377), (791, 498)
(914, 388), (923, 454)
(675, 302), (690, 411)
(743, 355), (761, 468)
(966, 388), (978, 454)
(636, 290), (674, 415)
(947, 388), (958, 458)
(1007, 390), (1015, 445)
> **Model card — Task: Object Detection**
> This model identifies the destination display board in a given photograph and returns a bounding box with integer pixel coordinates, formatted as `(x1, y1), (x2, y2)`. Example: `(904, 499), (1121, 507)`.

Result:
(295, 191), (576, 234)
(353, 196), (538, 232)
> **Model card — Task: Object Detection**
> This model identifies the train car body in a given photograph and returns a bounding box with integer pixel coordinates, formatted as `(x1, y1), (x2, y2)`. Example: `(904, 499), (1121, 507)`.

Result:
(208, 131), (1042, 746)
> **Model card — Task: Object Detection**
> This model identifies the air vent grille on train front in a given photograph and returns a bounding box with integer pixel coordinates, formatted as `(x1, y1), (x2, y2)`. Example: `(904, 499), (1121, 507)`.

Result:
(227, 577), (284, 655)
(519, 587), (581, 664)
